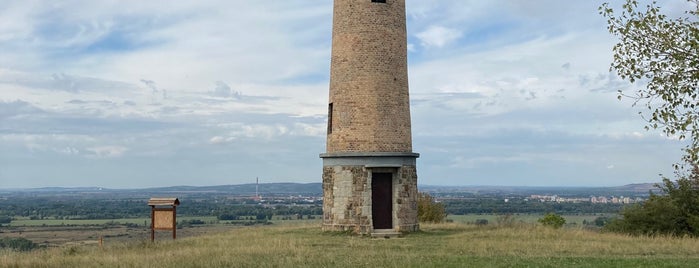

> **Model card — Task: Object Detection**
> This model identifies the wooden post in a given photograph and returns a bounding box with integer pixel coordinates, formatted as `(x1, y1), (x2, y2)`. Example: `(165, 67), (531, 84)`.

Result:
(172, 206), (177, 239)
(150, 205), (155, 241)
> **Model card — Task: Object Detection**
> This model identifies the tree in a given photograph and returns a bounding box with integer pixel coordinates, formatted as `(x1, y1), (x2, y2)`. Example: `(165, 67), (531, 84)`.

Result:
(605, 164), (699, 236)
(417, 192), (446, 223)
(538, 213), (566, 229)
(600, 0), (699, 166)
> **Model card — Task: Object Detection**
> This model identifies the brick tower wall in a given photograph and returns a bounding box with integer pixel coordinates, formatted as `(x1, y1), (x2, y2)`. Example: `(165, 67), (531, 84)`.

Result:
(326, 0), (412, 153)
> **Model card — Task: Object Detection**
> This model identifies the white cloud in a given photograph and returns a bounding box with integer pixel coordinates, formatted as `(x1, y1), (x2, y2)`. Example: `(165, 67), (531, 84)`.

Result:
(55, 146), (80, 155)
(0, 1), (687, 188)
(210, 81), (241, 99)
(208, 136), (226, 144)
(416, 25), (462, 48)
(208, 136), (235, 145)
(407, 43), (416, 52)
(291, 123), (326, 137)
(86, 146), (128, 158)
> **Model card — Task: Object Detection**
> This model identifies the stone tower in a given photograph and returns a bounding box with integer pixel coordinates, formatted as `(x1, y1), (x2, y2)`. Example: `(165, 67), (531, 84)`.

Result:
(321, 0), (419, 234)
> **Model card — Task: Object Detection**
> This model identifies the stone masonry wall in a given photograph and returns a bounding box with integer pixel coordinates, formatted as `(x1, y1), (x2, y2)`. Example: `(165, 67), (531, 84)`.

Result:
(395, 165), (418, 232)
(322, 164), (418, 234)
(322, 166), (371, 233)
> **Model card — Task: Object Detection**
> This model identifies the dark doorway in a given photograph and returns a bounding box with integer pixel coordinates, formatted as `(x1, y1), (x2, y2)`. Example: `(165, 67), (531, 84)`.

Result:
(372, 172), (393, 229)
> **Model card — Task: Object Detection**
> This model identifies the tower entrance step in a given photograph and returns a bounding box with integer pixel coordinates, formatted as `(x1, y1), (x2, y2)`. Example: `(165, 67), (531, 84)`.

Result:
(370, 229), (402, 238)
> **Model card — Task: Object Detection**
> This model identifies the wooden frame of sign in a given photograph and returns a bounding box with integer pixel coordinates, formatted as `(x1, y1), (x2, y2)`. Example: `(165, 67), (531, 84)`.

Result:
(148, 197), (180, 241)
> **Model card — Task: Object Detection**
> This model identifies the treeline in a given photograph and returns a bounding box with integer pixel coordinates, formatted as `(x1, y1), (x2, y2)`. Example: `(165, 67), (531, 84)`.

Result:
(0, 196), (626, 223)
(443, 199), (625, 215)
(0, 198), (623, 224)
(0, 198), (150, 219)
(0, 197), (323, 221)
(215, 205), (322, 221)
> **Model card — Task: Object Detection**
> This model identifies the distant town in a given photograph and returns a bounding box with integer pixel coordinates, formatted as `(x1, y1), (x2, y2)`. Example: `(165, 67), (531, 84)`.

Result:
(527, 195), (644, 204)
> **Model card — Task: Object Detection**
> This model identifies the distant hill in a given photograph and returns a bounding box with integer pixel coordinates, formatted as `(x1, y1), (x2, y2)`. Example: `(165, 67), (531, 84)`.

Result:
(144, 183), (322, 195)
(1, 182), (660, 197)
(611, 183), (657, 192)
(419, 183), (660, 197)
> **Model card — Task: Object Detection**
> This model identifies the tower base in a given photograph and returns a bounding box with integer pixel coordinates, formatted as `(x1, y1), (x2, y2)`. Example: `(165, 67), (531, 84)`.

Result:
(320, 152), (419, 234)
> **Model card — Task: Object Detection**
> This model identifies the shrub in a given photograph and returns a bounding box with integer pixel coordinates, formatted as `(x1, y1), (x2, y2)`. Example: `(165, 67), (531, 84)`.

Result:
(474, 219), (489, 226)
(605, 164), (699, 236)
(592, 216), (613, 227)
(218, 214), (238, 221)
(495, 214), (517, 227)
(417, 192), (446, 223)
(538, 213), (566, 229)
(0, 237), (38, 251)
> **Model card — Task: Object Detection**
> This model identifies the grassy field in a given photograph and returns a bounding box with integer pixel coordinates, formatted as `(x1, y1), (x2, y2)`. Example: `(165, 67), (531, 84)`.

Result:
(447, 214), (608, 225)
(7, 214), (595, 227)
(8, 216), (220, 227)
(7, 216), (317, 227)
(2, 222), (699, 267)
(2, 217), (319, 248)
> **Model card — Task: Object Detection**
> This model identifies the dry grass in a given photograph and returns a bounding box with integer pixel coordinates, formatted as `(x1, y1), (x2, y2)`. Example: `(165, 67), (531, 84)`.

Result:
(2, 223), (699, 267)
(435, 222), (699, 258)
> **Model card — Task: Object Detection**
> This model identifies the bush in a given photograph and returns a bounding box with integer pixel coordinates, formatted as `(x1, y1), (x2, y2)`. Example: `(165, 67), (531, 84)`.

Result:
(0, 237), (38, 251)
(538, 213), (566, 229)
(218, 214), (238, 221)
(592, 216), (613, 227)
(417, 192), (446, 223)
(605, 164), (699, 236)
(495, 214), (517, 227)
(474, 219), (489, 226)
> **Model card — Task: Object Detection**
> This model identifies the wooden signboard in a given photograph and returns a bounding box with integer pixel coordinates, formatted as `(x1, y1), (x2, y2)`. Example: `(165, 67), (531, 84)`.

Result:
(148, 198), (179, 241)
(153, 209), (175, 229)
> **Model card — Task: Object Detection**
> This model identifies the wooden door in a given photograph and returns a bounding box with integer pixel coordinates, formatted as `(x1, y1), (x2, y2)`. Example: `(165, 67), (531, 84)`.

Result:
(372, 172), (393, 229)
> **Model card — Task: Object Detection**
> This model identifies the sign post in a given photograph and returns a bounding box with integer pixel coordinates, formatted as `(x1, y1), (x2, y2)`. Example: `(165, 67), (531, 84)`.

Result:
(148, 197), (180, 241)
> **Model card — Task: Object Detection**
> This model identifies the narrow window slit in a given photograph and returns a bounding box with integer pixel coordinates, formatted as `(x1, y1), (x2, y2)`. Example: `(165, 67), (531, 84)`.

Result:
(327, 103), (334, 134)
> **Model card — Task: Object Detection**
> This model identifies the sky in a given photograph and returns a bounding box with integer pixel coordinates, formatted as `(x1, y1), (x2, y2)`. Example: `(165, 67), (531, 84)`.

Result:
(0, 0), (692, 188)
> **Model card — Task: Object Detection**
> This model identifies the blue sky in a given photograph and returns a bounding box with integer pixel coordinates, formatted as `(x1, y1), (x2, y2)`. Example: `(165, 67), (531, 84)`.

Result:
(0, 0), (691, 188)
